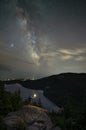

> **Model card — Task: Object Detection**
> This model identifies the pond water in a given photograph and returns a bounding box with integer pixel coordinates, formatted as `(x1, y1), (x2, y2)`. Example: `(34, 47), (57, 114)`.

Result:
(5, 83), (60, 112)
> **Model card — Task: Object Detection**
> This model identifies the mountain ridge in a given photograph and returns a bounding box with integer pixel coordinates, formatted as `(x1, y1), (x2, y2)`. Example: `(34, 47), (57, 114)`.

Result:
(1, 72), (86, 107)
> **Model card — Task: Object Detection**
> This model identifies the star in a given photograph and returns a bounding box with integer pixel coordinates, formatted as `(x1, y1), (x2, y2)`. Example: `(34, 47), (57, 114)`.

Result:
(10, 43), (14, 48)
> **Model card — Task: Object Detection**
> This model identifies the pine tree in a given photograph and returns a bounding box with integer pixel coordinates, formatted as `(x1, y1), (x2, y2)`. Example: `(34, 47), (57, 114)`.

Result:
(38, 98), (42, 107)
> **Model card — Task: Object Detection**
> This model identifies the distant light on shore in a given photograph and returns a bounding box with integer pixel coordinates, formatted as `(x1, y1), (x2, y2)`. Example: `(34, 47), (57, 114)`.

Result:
(33, 93), (37, 98)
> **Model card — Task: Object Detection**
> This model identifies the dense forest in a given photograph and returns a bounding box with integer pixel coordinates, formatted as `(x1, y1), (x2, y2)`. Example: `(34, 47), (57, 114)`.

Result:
(0, 82), (24, 129)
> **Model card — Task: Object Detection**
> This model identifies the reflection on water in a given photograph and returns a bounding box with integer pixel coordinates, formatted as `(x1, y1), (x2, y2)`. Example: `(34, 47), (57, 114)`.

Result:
(5, 83), (60, 112)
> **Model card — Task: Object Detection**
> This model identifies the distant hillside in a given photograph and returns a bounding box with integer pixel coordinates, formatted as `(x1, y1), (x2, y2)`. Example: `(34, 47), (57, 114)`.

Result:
(2, 73), (86, 108)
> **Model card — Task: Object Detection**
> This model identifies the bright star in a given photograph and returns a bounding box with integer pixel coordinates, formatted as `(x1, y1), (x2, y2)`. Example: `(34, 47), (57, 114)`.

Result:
(10, 44), (14, 48)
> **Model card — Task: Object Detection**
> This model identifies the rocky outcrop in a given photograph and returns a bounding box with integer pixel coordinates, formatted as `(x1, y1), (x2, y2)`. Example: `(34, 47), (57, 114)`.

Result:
(5, 105), (58, 130)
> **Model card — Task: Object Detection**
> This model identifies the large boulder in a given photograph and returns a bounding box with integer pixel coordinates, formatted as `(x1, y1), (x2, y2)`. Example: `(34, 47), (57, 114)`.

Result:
(4, 105), (53, 130)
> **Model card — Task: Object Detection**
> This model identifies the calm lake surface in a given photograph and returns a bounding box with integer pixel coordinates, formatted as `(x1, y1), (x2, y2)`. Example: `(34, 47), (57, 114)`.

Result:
(5, 83), (60, 112)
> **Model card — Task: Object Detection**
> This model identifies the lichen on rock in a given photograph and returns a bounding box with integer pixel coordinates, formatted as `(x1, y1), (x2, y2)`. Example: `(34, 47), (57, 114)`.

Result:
(4, 105), (53, 130)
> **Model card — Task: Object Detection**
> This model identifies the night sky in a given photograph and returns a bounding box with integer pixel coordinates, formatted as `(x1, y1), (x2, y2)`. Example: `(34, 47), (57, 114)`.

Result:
(0, 0), (86, 80)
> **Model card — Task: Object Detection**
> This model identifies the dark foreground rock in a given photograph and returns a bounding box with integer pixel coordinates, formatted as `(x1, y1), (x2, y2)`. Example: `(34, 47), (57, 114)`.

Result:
(4, 105), (61, 130)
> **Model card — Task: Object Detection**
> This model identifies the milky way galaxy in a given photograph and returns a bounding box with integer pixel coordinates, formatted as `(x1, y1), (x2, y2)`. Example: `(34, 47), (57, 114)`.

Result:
(0, 0), (86, 79)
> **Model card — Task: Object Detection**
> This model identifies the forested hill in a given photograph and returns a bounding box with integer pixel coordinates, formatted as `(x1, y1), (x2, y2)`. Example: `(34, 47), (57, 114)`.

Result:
(22, 73), (86, 107)
(2, 73), (86, 107)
